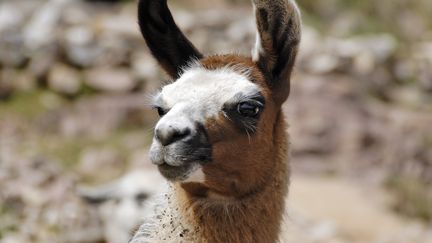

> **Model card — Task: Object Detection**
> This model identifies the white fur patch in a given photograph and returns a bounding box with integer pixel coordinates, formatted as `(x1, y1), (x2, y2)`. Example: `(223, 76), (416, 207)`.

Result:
(252, 4), (263, 62)
(156, 66), (259, 126)
(252, 30), (263, 62)
(183, 166), (205, 183)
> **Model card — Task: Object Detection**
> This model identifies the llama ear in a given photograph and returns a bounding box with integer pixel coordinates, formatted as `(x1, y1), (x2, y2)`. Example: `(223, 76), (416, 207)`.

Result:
(252, 0), (301, 106)
(138, 0), (203, 79)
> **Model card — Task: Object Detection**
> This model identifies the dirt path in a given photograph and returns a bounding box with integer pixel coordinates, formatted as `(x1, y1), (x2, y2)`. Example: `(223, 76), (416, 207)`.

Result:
(283, 175), (432, 243)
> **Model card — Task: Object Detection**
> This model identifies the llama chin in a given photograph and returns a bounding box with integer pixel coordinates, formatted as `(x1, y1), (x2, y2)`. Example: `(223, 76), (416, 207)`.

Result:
(131, 0), (301, 242)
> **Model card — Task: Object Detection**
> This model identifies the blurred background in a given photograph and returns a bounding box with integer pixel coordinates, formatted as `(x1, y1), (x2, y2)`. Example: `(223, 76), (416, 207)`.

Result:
(0, 0), (431, 242)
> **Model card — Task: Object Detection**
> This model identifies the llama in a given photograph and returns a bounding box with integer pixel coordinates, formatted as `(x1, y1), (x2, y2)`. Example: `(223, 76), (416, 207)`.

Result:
(131, 0), (301, 242)
(79, 170), (164, 243)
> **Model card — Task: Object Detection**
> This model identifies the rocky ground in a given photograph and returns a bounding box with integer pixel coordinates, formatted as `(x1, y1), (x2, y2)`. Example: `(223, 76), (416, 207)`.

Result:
(0, 0), (431, 242)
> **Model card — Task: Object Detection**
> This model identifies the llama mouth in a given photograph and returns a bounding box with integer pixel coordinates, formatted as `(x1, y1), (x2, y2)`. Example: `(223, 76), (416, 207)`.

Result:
(158, 162), (195, 181)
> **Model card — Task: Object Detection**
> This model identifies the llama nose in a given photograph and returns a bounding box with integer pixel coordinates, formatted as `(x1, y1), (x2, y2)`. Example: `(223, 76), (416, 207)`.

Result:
(155, 126), (191, 146)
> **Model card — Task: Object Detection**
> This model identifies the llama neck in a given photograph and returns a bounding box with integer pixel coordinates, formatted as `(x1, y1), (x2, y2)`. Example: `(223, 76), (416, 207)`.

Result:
(130, 114), (289, 243)
(173, 116), (289, 243)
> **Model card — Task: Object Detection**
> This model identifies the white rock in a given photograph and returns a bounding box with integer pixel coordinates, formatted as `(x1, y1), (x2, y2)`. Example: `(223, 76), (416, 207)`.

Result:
(24, 0), (73, 49)
(48, 64), (82, 95)
(14, 71), (37, 92)
(299, 26), (321, 60)
(97, 15), (141, 39)
(306, 54), (340, 74)
(84, 68), (136, 93)
(78, 147), (123, 177)
(65, 26), (94, 46)
(226, 17), (255, 43)
(0, 2), (24, 33)
(132, 53), (160, 82)
(0, 31), (27, 68)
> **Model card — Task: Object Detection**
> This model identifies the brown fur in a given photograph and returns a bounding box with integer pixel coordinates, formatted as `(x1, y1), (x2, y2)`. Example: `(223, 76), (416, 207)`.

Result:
(170, 55), (290, 243)
(135, 0), (301, 242)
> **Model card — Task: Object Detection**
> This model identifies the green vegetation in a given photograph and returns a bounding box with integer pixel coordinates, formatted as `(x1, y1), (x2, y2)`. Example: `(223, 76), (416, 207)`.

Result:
(0, 89), (65, 120)
(387, 176), (432, 222)
(42, 129), (151, 167)
(0, 89), (154, 169)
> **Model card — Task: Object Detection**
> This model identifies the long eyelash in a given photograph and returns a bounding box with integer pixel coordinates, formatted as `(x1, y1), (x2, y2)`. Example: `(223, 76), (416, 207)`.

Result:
(245, 128), (251, 144)
(241, 120), (252, 144)
(244, 121), (257, 133)
(237, 93), (265, 108)
(223, 111), (232, 121)
(143, 92), (158, 107)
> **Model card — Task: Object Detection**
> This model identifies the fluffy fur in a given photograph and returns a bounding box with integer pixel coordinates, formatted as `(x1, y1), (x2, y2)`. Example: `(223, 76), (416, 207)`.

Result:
(131, 0), (301, 242)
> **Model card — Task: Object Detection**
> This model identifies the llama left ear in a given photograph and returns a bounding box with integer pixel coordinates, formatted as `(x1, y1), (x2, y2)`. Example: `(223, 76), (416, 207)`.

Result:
(138, 0), (203, 79)
(252, 0), (301, 106)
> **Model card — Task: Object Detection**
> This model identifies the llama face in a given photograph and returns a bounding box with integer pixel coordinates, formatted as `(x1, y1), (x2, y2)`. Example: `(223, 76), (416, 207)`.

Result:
(138, 0), (301, 198)
(150, 64), (263, 181)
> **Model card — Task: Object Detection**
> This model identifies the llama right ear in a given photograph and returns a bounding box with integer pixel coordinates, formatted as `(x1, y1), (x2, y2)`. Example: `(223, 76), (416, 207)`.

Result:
(138, 0), (203, 79)
(252, 0), (301, 106)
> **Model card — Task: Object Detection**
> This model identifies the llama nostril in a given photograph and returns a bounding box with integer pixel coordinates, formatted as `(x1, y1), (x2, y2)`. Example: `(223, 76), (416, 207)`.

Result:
(156, 127), (191, 146)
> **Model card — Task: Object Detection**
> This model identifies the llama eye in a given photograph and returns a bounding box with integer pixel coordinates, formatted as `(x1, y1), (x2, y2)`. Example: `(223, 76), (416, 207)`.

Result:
(237, 102), (260, 117)
(155, 107), (166, 117)
(135, 192), (149, 206)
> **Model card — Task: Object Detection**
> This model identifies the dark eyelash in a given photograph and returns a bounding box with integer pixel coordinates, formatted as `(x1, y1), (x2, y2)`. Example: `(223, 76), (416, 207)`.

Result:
(153, 106), (167, 117)
(236, 92), (265, 105)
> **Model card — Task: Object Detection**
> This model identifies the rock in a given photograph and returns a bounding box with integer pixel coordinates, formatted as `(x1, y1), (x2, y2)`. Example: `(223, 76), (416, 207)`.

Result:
(353, 52), (375, 75)
(172, 11), (196, 32)
(55, 94), (147, 138)
(300, 33), (398, 77)
(48, 64), (82, 95)
(131, 53), (160, 83)
(298, 26), (321, 61)
(309, 222), (338, 241)
(78, 147), (124, 180)
(418, 62), (432, 93)
(305, 54), (340, 74)
(28, 47), (58, 80)
(65, 43), (102, 67)
(61, 2), (91, 25)
(0, 69), (17, 100)
(0, 234), (28, 243)
(226, 17), (255, 43)
(0, 31), (27, 68)
(394, 59), (417, 82)
(23, 0), (72, 50)
(390, 87), (425, 107)
(337, 34), (397, 63)
(65, 26), (94, 47)
(63, 26), (101, 67)
(415, 42), (432, 92)
(97, 34), (130, 67)
(0, 83), (13, 101)
(0, 2), (25, 33)
(40, 91), (65, 111)
(13, 70), (37, 92)
(129, 149), (152, 168)
(84, 68), (136, 93)
(96, 15), (141, 40)
(360, 34), (398, 62)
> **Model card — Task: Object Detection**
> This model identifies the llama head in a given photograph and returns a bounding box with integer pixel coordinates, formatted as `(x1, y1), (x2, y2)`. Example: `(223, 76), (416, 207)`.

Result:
(138, 0), (301, 199)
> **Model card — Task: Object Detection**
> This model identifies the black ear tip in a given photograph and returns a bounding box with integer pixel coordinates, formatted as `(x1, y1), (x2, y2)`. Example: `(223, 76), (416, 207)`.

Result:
(137, 0), (202, 79)
(138, 0), (166, 15)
